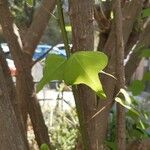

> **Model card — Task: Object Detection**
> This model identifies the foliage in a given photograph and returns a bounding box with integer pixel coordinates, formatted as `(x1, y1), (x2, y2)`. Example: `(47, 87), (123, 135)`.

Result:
(106, 96), (150, 150)
(10, 0), (63, 45)
(140, 48), (150, 57)
(128, 71), (150, 96)
(10, 1), (27, 25)
(40, 143), (49, 150)
(26, 0), (34, 6)
(38, 1), (109, 143)
(40, 106), (79, 150)
(126, 96), (150, 140)
(128, 80), (145, 96)
(115, 89), (139, 116)
(143, 72), (150, 81)
(49, 107), (79, 150)
(105, 43), (150, 149)
(141, 8), (150, 18)
(37, 51), (108, 98)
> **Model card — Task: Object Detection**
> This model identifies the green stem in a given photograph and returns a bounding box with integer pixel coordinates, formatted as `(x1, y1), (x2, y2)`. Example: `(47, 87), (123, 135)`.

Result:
(57, 0), (70, 58)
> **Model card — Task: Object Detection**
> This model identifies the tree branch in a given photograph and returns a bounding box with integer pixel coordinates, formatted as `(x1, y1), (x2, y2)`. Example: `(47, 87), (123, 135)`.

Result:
(124, 31), (140, 58)
(98, 0), (143, 108)
(69, 0), (98, 149)
(23, 0), (56, 55)
(0, 50), (29, 150)
(125, 20), (150, 83)
(95, 0), (143, 147)
(114, 0), (126, 149)
(0, 0), (28, 71)
(0, 47), (23, 127)
(94, 4), (110, 32)
(32, 46), (54, 66)
(127, 138), (150, 150)
(0, 1), (52, 148)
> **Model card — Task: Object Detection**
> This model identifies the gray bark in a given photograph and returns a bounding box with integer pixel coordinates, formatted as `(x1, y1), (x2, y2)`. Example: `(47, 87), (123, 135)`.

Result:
(0, 58), (29, 150)
(114, 0), (126, 149)
(69, 0), (99, 149)
(0, 0), (55, 148)
(95, 1), (143, 148)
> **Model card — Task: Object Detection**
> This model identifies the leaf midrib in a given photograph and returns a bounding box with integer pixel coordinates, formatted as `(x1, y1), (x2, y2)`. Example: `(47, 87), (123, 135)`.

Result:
(74, 56), (99, 89)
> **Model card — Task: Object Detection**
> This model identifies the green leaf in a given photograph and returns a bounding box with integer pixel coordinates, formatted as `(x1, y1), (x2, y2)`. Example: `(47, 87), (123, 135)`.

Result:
(142, 8), (150, 18)
(138, 119), (146, 129)
(131, 129), (145, 138)
(128, 80), (144, 95)
(142, 112), (149, 120)
(126, 110), (139, 121)
(65, 25), (72, 32)
(143, 72), (150, 81)
(115, 89), (140, 115)
(64, 51), (108, 98)
(120, 89), (132, 105)
(140, 48), (150, 57)
(105, 141), (116, 150)
(115, 97), (139, 116)
(26, 0), (33, 6)
(40, 144), (49, 150)
(36, 54), (66, 92)
(37, 51), (108, 98)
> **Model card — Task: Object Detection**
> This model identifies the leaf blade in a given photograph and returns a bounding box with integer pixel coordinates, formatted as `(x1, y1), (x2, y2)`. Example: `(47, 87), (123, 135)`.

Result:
(64, 51), (108, 98)
(115, 97), (139, 116)
(36, 54), (66, 92)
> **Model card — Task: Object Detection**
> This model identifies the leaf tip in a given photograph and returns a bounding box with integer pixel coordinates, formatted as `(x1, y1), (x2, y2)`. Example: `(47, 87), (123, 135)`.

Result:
(97, 91), (107, 99)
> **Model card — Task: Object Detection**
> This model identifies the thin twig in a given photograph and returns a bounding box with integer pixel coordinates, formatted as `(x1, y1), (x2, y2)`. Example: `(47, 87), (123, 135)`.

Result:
(88, 100), (113, 122)
(32, 46), (54, 66)
(57, 0), (70, 58)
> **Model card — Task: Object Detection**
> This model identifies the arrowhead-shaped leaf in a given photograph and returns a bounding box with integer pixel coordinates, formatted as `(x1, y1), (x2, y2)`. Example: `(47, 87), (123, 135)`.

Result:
(37, 51), (108, 98)
(64, 51), (108, 98)
(115, 97), (139, 116)
(115, 89), (140, 116)
(36, 54), (66, 92)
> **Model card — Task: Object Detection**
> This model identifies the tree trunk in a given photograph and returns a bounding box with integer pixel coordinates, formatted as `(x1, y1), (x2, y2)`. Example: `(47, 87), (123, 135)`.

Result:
(0, 0), (52, 148)
(127, 139), (150, 150)
(0, 47), (24, 127)
(114, 0), (126, 149)
(0, 57), (29, 150)
(94, 0), (143, 148)
(69, 0), (103, 149)
(16, 67), (51, 148)
(70, 0), (144, 149)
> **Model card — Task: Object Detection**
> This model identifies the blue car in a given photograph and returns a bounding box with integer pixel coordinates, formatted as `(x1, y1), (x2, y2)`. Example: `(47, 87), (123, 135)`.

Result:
(32, 44), (52, 60)
(53, 43), (72, 57)
(33, 44), (67, 60)
(1, 43), (67, 61)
